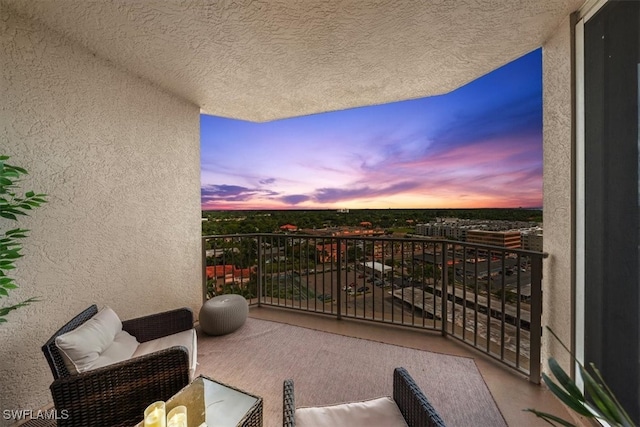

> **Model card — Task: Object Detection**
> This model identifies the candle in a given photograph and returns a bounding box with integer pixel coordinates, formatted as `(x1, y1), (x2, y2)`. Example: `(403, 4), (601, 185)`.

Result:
(144, 401), (166, 427)
(167, 405), (188, 427)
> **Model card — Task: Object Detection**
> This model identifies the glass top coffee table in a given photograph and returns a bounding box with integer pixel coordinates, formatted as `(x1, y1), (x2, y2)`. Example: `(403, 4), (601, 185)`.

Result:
(137, 375), (263, 427)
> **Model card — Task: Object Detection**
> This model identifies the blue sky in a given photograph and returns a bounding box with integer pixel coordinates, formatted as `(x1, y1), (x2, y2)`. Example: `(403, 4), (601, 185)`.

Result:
(201, 49), (542, 210)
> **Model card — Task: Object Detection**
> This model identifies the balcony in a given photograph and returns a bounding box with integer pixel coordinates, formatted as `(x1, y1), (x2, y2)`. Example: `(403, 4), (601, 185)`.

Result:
(3, 1), (582, 422)
(21, 304), (569, 427)
(204, 234), (544, 381)
(199, 234), (568, 425)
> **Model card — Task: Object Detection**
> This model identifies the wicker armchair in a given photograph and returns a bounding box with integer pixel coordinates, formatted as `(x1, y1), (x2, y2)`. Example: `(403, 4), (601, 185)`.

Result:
(283, 367), (447, 427)
(42, 305), (194, 427)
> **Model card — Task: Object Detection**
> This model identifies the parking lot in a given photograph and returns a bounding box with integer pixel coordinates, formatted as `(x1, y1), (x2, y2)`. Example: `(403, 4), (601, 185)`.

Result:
(293, 268), (434, 323)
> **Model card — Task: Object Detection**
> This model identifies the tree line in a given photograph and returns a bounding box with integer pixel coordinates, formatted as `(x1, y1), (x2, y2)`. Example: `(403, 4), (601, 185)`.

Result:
(202, 208), (542, 236)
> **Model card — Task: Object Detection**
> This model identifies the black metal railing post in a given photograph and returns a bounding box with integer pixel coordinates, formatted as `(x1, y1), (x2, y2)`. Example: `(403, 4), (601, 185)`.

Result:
(336, 238), (342, 320)
(257, 235), (263, 307)
(529, 253), (544, 384)
(440, 241), (448, 337)
(201, 237), (208, 304)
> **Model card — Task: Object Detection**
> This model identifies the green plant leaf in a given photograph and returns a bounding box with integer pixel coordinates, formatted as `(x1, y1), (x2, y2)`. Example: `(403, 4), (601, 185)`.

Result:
(5, 164), (27, 174)
(580, 364), (626, 423)
(0, 297), (40, 315)
(0, 157), (46, 323)
(541, 373), (594, 417)
(0, 212), (17, 220)
(589, 364), (636, 427)
(548, 357), (585, 402)
(524, 409), (577, 427)
(6, 228), (29, 235)
(1, 250), (22, 259)
(5, 233), (25, 239)
(529, 327), (636, 427)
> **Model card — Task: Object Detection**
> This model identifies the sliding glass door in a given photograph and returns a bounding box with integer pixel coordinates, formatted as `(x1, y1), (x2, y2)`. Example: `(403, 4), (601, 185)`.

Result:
(582, 0), (640, 421)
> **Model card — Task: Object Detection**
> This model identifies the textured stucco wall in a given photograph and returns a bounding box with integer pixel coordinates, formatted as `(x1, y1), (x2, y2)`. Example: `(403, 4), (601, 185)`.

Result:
(2, 0), (585, 122)
(542, 15), (574, 373)
(0, 6), (201, 421)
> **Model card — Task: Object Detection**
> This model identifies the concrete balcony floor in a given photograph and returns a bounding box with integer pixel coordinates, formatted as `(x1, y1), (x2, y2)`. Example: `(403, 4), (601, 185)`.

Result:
(20, 305), (576, 427)
(245, 305), (576, 427)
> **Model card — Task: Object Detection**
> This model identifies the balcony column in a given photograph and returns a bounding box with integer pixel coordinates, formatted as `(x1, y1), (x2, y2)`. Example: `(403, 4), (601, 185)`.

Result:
(542, 13), (575, 378)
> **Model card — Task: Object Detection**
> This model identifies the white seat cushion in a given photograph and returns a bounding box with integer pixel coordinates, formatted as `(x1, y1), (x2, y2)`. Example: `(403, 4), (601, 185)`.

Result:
(55, 306), (128, 374)
(132, 329), (197, 378)
(91, 330), (140, 370)
(295, 396), (408, 427)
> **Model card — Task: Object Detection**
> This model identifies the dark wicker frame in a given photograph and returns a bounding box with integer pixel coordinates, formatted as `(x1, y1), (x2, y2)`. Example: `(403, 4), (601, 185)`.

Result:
(41, 305), (194, 427)
(393, 367), (447, 427)
(282, 367), (447, 427)
(193, 375), (264, 427)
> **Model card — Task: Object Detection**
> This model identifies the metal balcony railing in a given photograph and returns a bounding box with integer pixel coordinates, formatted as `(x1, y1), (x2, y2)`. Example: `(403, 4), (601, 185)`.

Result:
(202, 233), (545, 383)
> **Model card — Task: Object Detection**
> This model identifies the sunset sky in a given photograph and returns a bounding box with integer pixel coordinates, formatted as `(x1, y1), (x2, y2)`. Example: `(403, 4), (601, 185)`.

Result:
(201, 49), (542, 211)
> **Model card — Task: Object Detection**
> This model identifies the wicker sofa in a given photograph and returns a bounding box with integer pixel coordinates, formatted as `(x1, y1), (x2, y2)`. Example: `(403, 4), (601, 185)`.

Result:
(283, 367), (447, 427)
(42, 305), (195, 427)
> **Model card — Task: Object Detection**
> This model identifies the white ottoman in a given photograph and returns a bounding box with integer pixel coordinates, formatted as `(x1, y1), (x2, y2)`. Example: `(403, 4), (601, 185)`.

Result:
(199, 294), (248, 336)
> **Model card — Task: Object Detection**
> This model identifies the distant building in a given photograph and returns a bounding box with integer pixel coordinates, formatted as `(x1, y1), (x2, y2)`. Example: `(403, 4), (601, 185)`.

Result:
(415, 221), (470, 240)
(205, 248), (239, 258)
(415, 218), (541, 247)
(316, 242), (347, 263)
(466, 230), (522, 249)
(279, 224), (298, 232)
(436, 217), (459, 223)
(521, 229), (543, 251)
(362, 261), (393, 278)
(302, 226), (384, 237)
(206, 265), (253, 291)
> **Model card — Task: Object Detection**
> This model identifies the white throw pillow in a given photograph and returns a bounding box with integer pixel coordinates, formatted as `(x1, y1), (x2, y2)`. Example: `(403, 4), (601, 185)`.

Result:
(55, 306), (124, 374)
(295, 396), (408, 427)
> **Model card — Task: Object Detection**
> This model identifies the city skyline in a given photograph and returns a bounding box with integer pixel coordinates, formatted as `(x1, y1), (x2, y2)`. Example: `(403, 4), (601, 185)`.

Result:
(201, 49), (542, 211)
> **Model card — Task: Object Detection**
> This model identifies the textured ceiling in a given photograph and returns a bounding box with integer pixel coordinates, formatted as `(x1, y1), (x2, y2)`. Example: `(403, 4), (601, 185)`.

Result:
(3, 0), (584, 122)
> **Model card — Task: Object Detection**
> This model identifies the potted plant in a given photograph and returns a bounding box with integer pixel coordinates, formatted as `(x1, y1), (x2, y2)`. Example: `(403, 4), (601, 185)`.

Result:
(526, 327), (634, 427)
(0, 156), (47, 323)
